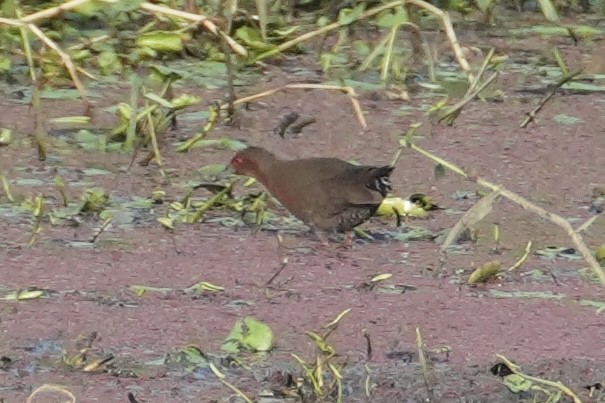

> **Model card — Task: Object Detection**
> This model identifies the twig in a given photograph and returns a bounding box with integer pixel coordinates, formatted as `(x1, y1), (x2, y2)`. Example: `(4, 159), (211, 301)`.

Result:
(20, 0), (96, 23)
(467, 48), (495, 94)
(507, 241), (532, 272)
(576, 215), (599, 233)
(520, 70), (582, 128)
(89, 215), (112, 243)
(139, 2), (247, 56)
(405, 141), (605, 284)
(288, 117), (316, 135)
(222, 37), (236, 120)
(128, 392), (141, 403)
(496, 354), (581, 403)
(438, 72), (499, 125)
(144, 103), (165, 176)
(26, 384), (76, 403)
(363, 329), (373, 360)
(225, 83), (367, 128)
(265, 257), (289, 286)
(416, 328), (435, 403)
(0, 16), (91, 114)
(254, 0), (472, 81)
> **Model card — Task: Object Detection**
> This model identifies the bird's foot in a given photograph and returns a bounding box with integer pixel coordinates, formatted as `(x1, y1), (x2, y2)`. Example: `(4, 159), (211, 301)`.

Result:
(311, 229), (331, 246)
(341, 231), (354, 250)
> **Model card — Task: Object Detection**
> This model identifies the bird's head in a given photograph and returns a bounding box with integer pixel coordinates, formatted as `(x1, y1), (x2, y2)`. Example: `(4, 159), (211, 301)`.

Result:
(230, 146), (276, 178)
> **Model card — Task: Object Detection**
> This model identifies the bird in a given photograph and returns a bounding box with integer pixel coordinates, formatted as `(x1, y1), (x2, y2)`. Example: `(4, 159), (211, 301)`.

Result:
(229, 146), (394, 247)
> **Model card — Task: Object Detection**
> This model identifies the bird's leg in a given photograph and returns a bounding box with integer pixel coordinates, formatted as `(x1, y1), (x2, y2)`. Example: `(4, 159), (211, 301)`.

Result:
(342, 231), (354, 249)
(312, 228), (330, 246)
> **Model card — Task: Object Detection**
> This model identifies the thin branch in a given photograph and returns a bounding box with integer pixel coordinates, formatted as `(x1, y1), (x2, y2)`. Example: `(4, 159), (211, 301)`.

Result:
(253, 0), (472, 81)
(496, 354), (581, 403)
(405, 141), (605, 284)
(0, 16), (91, 113)
(140, 2), (247, 56)
(520, 70), (582, 128)
(225, 83), (367, 128)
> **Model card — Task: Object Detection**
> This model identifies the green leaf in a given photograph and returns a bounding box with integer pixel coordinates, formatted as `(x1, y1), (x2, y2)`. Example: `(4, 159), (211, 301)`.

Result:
(0, 56), (11, 74)
(0, 128), (13, 146)
(80, 187), (110, 213)
(375, 6), (409, 28)
(338, 3), (366, 25)
(488, 290), (566, 300)
(144, 93), (174, 108)
(503, 374), (533, 393)
(536, 0), (559, 22)
(137, 31), (184, 53)
(222, 317), (273, 353)
(198, 164), (228, 178)
(561, 81), (605, 92)
(74, 130), (105, 151)
(179, 138), (247, 151)
(468, 260), (501, 284)
(475, 0), (494, 12)
(170, 94), (201, 109)
(552, 114), (581, 125)
(235, 26), (276, 51)
(97, 51), (122, 75)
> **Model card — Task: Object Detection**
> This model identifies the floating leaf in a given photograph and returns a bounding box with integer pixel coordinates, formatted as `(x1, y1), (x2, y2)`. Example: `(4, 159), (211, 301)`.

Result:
(371, 273), (392, 282)
(595, 245), (605, 266)
(137, 31), (185, 53)
(157, 217), (174, 230)
(534, 246), (582, 260)
(222, 317), (273, 353)
(0, 56), (11, 73)
(0, 128), (12, 146)
(468, 260), (501, 284)
(562, 81), (605, 92)
(376, 284), (417, 294)
(1, 289), (45, 301)
(80, 187), (110, 213)
(179, 138), (247, 151)
(97, 51), (122, 75)
(503, 374), (533, 393)
(375, 6), (409, 28)
(185, 281), (224, 293)
(578, 299), (605, 314)
(74, 130), (105, 151)
(144, 93), (174, 109)
(235, 26), (275, 52)
(488, 290), (566, 300)
(198, 164), (228, 179)
(338, 3), (366, 25)
(553, 114), (581, 125)
(130, 285), (172, 296)
(536, 0), (559, 22)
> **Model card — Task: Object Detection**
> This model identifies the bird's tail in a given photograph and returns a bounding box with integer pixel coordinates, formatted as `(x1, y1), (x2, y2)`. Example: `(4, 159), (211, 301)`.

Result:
(368, 165), (395, 197)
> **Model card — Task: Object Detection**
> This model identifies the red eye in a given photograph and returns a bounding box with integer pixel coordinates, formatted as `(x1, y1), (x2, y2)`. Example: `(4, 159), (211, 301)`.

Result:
(232, 156), (244, 165)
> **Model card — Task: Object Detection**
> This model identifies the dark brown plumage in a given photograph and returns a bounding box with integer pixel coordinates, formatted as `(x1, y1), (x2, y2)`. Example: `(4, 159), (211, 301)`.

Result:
(230, 146), (394, 241)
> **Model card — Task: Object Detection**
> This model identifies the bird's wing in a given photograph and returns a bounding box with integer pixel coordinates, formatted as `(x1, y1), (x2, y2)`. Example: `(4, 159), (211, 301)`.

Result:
(322, 165), (394, 207)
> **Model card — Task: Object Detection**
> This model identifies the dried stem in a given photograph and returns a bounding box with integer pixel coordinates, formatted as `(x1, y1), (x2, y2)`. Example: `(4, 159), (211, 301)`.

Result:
(520, 70), (582, 128)
(416, 328), (435, 403)
(254, 0), (472, 81)
(227, 83), (367, 128)
(0, 16), (91, 113)
(406, 141), (605, 284)
(140, 2), (246, 56)
(26, 384), (75, 403)
(496, 354), (581, 403)
(439, 48), (498, 124)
